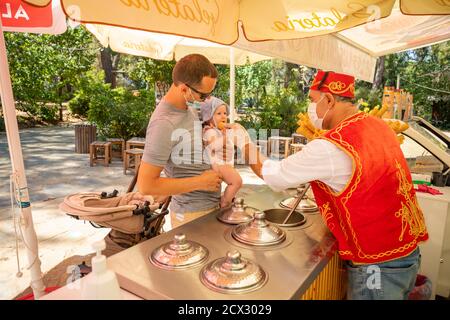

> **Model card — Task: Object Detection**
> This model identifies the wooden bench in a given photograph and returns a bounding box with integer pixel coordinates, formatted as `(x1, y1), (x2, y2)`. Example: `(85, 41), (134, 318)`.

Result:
(89, 141), (112, 167)
(123, 148), (144, 175)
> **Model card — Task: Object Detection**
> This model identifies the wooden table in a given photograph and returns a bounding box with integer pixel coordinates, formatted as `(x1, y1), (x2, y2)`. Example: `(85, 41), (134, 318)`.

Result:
(126, 137), (146, 150)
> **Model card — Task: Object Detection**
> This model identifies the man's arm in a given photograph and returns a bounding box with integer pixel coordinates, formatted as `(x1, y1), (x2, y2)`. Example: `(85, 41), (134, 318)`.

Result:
(137, 161), (222, 196)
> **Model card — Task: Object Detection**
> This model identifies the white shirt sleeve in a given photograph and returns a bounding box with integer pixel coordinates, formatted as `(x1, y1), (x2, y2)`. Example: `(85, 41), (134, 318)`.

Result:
(261, 139), (353, 193)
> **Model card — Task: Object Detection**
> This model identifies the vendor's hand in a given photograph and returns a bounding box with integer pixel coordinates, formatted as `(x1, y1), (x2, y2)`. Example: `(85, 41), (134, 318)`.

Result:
(198, 170), (222, 192)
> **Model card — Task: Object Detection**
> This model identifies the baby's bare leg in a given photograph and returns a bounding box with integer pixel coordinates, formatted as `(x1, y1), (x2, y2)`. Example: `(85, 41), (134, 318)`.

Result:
(213, 164), (243, 207)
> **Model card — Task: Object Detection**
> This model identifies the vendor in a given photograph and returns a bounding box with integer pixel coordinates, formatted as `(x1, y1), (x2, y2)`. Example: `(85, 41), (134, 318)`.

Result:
(230, 70), (429, 300)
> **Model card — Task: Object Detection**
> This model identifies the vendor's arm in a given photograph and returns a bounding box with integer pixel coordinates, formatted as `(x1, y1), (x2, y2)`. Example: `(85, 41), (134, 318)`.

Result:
(261, 139), (346, 191)
(242, 136), (351, 193)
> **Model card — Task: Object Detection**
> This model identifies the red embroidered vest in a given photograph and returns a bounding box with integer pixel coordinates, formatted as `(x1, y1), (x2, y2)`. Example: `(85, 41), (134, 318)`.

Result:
(311, 112), (428, 264)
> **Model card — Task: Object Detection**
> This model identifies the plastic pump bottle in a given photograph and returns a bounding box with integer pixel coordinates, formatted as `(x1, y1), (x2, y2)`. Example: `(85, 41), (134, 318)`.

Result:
(81, 240), (122, 300)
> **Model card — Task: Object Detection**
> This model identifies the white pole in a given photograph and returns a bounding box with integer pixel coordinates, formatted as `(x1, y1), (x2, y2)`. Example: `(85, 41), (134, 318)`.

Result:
(0, 21), (45, 299)
(229, 47), (236, 123)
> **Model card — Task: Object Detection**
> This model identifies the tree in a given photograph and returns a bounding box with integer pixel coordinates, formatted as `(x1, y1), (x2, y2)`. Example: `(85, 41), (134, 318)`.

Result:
(5, 26), (97, 123)
(383, 42), (450, 128)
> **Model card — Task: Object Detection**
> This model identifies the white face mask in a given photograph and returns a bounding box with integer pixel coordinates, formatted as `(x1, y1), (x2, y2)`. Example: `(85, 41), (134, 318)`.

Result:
(307, 95), (330, 130)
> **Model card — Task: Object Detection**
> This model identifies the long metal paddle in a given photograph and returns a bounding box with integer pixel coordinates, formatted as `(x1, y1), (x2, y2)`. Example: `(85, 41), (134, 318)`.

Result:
(282, 183), (310, 224)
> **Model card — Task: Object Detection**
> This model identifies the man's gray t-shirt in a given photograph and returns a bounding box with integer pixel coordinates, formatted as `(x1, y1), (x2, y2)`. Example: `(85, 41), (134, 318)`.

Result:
(142, 101), (220, 213)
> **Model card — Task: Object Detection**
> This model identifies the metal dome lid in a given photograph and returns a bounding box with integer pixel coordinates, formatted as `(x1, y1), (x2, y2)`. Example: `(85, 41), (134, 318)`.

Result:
(280, 185), (317, 213)
(150, 233), (209, 270)
(280, 196), (318, 212)
(200, 250), (267, 294)
(217, 198), (257, 224)
(231, 211), (286, 246)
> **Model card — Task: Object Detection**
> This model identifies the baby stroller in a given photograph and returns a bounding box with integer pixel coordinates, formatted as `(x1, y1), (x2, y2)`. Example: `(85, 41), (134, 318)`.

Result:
(59, 168), (170, 258)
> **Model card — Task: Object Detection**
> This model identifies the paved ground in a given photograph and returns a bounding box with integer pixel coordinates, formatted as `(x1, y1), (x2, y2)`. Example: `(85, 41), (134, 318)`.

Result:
(0, 125), (265, 299)
(0, 126), (132, 209)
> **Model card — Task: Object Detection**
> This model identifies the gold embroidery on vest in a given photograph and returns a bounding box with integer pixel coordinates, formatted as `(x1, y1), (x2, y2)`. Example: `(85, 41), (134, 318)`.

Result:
(339, 250), (352, 256)
(320, 202), (335, 231)
(316, 181), (348, 240)
(394, 160), (428, 241)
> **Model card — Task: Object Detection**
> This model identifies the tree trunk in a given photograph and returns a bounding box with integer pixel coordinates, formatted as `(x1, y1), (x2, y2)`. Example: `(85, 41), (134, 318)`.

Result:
(58, 76), (64, 121)
(372, 56), (385, 91)
(111, 53), (121, 88)
(284, 62), (297, 88)
(100, 48), (117, 88)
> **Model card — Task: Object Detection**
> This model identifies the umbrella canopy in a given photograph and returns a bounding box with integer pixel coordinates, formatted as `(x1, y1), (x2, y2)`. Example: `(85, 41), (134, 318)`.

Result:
(85, 24), (270, 65)
(232, 3), (450, 82)
(61, 0), (450, 82)
(60, 0), (449, 44)
(337, 6), (450, 56)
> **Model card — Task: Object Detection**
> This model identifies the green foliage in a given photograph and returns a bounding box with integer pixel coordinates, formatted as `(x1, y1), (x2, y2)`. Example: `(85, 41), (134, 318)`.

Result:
(238, 84), (308, 137)
(383, 42), (450, 129)
(87, 86), (155, 141)
(355, 84), (382, 110)
(5, 26), (96, 122)
(4, 24), (447, 134)
(235, 60), (273, 108)
(121, 56), (175, 88)
(36, 104), (59, 122)
(68, 70), (109, 117)
(68, 92), (90, 117)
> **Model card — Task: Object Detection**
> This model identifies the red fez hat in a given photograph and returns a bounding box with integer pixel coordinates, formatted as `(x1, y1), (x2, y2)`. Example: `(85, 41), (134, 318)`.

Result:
(310, 70), (355, 98)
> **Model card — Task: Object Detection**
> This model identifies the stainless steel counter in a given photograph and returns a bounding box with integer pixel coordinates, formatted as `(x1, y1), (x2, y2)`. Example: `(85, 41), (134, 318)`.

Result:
(107, 186), (337, 299)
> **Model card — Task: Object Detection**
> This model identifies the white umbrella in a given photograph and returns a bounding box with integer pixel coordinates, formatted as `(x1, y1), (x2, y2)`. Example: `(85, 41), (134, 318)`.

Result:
(63, 0), (450, 82)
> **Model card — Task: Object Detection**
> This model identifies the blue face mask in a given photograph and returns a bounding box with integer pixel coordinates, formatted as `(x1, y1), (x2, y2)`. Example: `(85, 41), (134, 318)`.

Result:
(185, 89), (202, 110)
(187, 100), (202, 110)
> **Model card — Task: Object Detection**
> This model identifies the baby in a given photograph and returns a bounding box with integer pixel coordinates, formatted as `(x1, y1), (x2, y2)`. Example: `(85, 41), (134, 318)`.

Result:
(201, 97), (243, 208)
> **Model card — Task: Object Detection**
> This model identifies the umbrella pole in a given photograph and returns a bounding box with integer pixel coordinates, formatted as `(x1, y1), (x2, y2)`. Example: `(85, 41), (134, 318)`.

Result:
(0, 21), (46, 299)
(229, 47), (236, 123)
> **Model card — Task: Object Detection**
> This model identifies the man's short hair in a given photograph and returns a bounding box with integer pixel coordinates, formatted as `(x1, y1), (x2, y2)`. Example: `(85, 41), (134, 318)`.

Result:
(172, 54), (218, 86)
(334, 94), (355, 104)
(318, 91), (355, 104)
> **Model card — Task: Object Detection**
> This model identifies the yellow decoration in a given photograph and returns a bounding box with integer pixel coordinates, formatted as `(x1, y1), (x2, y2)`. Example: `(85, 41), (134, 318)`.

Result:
(363, 104), (409, 144)
(296, 112), (326, 141)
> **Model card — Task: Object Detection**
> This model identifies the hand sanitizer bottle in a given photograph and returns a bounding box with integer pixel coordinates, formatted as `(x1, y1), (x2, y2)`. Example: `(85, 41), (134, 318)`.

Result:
(81, 240), (122, 300)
